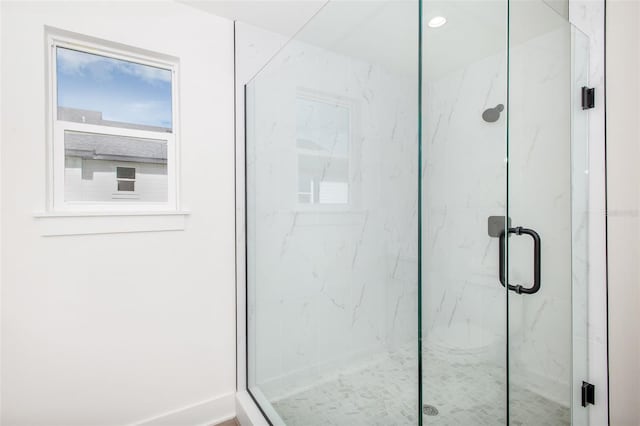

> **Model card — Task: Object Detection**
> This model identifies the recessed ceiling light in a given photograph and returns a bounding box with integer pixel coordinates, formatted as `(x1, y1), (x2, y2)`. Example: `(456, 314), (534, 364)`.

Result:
(428, 16), (447, 28)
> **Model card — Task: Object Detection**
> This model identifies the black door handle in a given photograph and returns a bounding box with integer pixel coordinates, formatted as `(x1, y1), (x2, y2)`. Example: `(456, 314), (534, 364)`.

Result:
(499, 226), (541, 294)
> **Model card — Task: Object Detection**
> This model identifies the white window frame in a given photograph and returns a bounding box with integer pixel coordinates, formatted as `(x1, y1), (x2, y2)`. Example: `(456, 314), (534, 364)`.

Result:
(47, 31), (179, 213)
(115, 166), (137, 195)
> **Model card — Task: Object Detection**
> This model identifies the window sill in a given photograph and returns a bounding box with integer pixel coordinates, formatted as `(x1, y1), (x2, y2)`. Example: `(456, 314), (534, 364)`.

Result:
(33, 210), (190, 236)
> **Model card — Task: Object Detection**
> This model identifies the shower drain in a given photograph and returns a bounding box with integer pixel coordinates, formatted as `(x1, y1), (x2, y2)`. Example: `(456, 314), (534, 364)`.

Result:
(423, 404), (439, 416)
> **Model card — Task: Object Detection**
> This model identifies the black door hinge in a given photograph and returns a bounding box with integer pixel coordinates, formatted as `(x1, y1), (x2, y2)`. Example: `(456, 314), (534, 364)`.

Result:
(582, 87), (595, 110)
(581, 381), (595, 407)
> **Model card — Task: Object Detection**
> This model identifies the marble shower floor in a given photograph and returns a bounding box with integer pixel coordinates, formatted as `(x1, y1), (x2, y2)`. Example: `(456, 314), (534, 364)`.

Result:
(270, 348), (570, 426)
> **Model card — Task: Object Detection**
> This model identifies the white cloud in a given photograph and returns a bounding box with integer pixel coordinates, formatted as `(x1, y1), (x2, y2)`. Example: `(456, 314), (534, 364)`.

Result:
(57, 47), (171, 84)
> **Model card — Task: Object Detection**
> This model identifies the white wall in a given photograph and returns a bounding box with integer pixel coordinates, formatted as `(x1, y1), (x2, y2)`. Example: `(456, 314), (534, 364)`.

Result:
(606, 1), (640, 424)
(1, 2), (236, 425)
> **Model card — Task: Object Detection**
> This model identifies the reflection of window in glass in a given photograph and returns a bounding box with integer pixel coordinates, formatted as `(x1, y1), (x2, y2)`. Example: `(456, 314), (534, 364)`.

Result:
(50, 39), (177, 211)
(296, 97), (350, 205)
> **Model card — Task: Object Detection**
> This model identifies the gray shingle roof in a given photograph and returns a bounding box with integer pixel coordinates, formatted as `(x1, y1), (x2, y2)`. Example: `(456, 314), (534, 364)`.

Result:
(65, 131), (167, 164)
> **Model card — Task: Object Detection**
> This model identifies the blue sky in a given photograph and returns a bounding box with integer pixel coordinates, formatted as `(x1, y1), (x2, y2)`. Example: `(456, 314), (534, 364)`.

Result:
(57, 47), (172, 129)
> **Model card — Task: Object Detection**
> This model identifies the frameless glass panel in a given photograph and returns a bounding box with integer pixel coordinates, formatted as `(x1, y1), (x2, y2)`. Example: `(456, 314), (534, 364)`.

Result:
(570, 26), (590, 426)
(246, 0), (420, 424)
(64, 130), (167, 202)
(422, 1), (508, 423)
(507, 1), (587, 424)
(56, 47), (173, 131)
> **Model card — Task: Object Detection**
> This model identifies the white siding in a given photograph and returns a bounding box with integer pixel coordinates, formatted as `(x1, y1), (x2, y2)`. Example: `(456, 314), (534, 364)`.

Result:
(64, 158), (168, 202)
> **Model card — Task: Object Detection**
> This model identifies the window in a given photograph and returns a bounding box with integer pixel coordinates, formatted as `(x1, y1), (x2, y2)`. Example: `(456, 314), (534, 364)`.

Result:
(296, 95), (351, 206)
(116, 167), (136, 192)
(48, 34), (178, 212)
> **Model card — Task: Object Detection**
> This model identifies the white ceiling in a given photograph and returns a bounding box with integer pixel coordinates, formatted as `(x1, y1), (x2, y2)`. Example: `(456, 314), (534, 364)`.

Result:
(181, 0), (572, 79)
(178, 0), (326, 38)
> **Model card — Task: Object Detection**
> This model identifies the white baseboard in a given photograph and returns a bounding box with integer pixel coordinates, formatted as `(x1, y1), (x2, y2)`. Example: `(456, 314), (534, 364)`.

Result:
(236, 391), (269, 426)
(134, 392), (236, 426)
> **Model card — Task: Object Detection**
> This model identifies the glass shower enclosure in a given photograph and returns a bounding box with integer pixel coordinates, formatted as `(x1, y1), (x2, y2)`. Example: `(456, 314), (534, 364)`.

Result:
(242, 0), (591, 424)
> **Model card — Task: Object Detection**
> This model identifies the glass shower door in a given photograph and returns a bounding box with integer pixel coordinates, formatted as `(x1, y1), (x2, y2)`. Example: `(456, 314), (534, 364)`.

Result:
(507, 1), (590, 424)
(422, 1), (590, 424)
